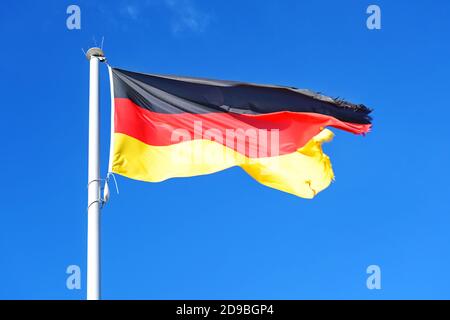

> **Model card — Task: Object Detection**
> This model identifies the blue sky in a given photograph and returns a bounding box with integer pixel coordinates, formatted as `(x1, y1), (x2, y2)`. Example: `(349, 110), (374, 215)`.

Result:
(1, 0), (449, 299)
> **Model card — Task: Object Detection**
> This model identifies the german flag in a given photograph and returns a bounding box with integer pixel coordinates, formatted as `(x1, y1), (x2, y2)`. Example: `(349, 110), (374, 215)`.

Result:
(108, 67), (372, 198)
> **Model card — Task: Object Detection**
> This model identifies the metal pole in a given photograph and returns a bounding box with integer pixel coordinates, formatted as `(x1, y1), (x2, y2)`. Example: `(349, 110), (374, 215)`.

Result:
(86, 47), (105, 300)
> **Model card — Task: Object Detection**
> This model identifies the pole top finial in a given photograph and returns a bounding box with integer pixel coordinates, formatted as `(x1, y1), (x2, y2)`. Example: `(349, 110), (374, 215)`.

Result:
(86, 47), (105, 61)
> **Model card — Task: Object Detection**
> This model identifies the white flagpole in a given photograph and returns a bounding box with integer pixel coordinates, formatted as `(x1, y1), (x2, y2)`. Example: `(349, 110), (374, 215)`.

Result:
(86, 47), (105, 300)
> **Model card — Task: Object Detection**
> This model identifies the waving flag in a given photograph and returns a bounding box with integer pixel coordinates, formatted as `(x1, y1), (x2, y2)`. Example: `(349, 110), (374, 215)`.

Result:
(107, 67), (372, 198)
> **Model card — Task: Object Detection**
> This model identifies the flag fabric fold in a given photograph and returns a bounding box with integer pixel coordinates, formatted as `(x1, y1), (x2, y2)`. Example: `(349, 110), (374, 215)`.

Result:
(108, 67), (372, 198)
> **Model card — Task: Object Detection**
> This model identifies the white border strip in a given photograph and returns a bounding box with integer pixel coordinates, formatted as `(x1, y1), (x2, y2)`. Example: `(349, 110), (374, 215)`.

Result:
(107, 65), (116, 173)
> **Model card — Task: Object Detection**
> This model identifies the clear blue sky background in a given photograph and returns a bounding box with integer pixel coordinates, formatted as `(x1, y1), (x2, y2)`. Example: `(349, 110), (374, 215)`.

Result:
(1, 0), (449, 299)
